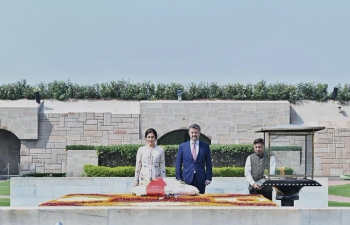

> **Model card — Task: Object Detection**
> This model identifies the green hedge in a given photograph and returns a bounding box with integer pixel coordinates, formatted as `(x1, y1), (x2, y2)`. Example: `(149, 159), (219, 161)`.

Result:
(2, 79), (350, 103)
(67, 144), (302, 168)
(268, 146), (301, 151)
(21, 173), (67, 177)
(83, 164), (245, 177)
(67, 144), (302, 152)
(69, 144), (253, 167)
(66, 145), (96, 150)
(83, 164), (293, 177)
(66, 144), (253, 167)
(275, 167), (294, 175)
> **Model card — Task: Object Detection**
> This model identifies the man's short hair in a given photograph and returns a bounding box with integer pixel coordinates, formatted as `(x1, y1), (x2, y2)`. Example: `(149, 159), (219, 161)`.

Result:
(253, 138), (264, 145)
(189, 123), (201, 132)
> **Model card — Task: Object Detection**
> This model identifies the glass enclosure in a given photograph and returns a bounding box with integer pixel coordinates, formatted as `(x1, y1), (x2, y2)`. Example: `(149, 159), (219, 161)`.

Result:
(255, 125), (325, 180)
(264, 133), (314, 179)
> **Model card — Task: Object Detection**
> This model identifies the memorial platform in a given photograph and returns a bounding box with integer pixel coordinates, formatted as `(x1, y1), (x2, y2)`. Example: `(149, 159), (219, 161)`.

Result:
(3, 177), (344, 225)
(10, 177), (328, 207)
(1, 206), (349, 225)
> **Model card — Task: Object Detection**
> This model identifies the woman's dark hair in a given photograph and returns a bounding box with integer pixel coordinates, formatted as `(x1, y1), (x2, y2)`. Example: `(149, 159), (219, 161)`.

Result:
(144, 128), (158, 139)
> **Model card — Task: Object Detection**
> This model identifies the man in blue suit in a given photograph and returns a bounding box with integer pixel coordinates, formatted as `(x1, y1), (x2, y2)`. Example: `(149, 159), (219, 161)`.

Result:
(176, 124), (212, 194)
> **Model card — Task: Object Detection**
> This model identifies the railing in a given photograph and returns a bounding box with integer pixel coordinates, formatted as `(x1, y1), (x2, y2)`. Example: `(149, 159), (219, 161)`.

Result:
(0, 163), (9, 180)
(0, 163), (20, 180)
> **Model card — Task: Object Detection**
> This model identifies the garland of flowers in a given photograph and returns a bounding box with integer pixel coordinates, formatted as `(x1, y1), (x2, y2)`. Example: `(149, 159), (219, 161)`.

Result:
(39, 193), (278, 207)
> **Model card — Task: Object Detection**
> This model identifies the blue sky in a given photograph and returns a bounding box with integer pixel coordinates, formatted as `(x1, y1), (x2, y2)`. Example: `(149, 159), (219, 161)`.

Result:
(1, 1), (349, 89)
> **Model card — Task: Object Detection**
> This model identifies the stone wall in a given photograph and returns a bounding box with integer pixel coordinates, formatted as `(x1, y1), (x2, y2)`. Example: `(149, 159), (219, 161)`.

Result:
(291, 100), (350, 176)
(0, 130), (21, 175)
(17, 100), (290, 174)
(1, 99), (350, 176)
(314, 128), (350, 176)
(140, 100), (290, 144)
(1, 206), (349, 225)
(0, 103), (41, 139)
(3, 206), (349, 225)
(19, 112), (141, 175)
(66, 150), (98, 177)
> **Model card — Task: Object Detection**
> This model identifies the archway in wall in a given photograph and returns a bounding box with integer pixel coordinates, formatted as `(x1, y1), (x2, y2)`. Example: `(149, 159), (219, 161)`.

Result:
(157, 129), (211, 145)
(0, 129), (20, 178)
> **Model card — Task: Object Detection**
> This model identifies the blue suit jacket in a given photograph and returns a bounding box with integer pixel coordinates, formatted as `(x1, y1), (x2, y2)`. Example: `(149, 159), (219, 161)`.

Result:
(175, 141), (212, 185)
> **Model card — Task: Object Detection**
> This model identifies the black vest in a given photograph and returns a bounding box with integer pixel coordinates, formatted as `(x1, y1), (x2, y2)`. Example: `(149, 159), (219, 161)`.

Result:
(249, 153), (272, 192)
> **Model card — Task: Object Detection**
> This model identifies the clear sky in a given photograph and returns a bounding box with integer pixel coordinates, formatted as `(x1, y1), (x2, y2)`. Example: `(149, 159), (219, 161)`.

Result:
(1, 1), (349, 89)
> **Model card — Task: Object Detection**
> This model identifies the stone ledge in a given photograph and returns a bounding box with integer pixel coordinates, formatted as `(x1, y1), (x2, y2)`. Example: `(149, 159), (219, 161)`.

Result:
(0, 207), (349, 225)
(10, 177), (328, 208)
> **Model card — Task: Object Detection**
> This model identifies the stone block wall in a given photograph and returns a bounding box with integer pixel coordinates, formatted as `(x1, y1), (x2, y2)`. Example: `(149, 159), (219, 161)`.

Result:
(314, 128), (350, 176)
(1, 99), (348, 176)
(19, 112), (141, 175)
(66, 150), (98, 177)
(0, 104), (40, 139)
(140, 100), (290, 144)
(16, 101), (290, 174)
(0, 103), (41, 175)
(291, 100), (350, 176)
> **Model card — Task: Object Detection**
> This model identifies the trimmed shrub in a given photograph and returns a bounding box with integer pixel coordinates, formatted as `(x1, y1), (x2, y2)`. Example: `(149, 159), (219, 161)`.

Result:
(66, 145), (95, 150)
(83, 164), (244, 177)
(212, 167), (245, 177)
(2, 79), (349, 103)
(22, 173), (66, 177)
(68, 144), (302, 168)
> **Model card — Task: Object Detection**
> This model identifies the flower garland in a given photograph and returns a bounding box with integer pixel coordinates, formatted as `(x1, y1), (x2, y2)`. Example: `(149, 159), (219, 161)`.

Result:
(39, 193), (278, 207)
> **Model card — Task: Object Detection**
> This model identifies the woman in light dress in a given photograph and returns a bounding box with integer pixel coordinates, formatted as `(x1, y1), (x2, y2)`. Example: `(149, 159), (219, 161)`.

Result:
(134, 128), (166, 186)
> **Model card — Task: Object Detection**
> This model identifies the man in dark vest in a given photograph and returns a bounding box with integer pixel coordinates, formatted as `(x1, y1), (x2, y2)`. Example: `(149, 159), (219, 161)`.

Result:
(244, 138), (275, 200)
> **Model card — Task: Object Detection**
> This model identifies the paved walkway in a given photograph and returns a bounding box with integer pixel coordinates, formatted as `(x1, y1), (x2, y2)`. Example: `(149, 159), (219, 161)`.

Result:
(328, 180), (350, 203)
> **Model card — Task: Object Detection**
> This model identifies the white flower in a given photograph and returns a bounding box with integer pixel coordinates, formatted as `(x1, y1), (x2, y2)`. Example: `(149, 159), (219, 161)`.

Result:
(131, 178), (199, 196)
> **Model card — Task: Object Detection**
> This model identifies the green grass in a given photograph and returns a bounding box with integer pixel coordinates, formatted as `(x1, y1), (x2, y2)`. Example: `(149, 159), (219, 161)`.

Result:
(329, 184), (350, 207)
(0, 181), (10, 207)
(329, 184), (350, 197)
(329, 201), (350, 207)
(0, 198), (10, 206)
(0, 181), (10, 195)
